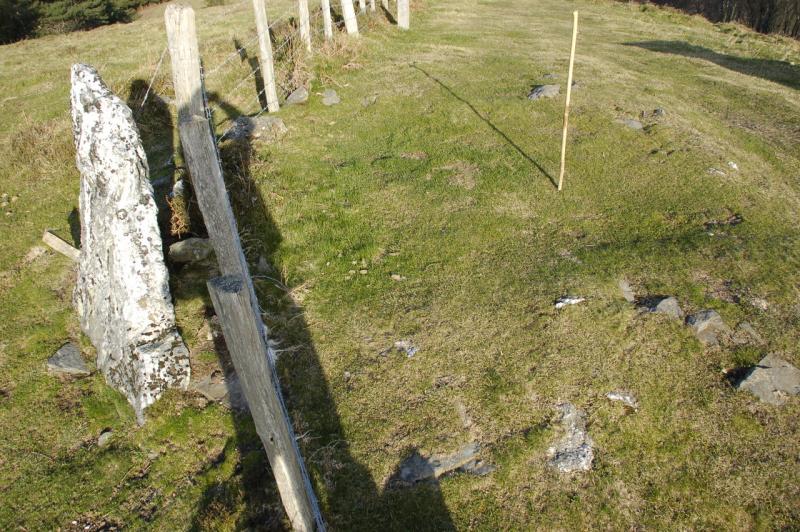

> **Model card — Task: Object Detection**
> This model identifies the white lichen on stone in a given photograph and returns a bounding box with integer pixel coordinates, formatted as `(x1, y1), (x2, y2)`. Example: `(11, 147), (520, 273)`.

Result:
(70, 64), (190, 423)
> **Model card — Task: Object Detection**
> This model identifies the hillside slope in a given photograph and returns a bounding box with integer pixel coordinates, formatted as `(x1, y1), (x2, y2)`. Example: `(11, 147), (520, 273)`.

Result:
(1, 0), (799, 529)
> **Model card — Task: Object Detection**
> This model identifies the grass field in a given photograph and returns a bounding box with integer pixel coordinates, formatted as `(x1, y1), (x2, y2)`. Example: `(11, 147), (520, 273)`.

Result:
(1, 0), (799, 529)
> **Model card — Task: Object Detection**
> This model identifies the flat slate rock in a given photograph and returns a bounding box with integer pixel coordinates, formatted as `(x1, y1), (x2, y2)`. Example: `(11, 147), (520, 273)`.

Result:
(528, 84), (560, 100)
(286, 86), (309, 104)
(190, 371), (248, 411)
(547, 402), (594, 473)
(47, 342), (90, 376)
(736, 354), (800, 406)
(641, 296), (683, 319)
(322, 89), (340, 106)
(388, 442), (494, 487)
(686, 309), (730, 346)
(616, 118), (644, 130)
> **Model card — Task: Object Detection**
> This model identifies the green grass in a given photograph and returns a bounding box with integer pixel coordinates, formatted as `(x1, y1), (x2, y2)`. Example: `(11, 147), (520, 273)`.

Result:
(1, 0), (800, 529)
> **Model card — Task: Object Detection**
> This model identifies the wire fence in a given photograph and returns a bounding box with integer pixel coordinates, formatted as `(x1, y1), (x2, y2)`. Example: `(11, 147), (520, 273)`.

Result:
(137, 0), (377, 148)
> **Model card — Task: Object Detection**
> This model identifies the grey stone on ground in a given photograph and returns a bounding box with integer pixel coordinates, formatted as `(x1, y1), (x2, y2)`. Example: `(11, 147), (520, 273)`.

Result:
(190, 371), (248, 411)
(686, 310), (730, 346)
(555, 295), (585, 309)
(547, 402), (594, 473)
(619, 279), (635, 303)
(322, 89), (340, 106)
(528, 84), (560, 100)
(47, 342), (90, 376)
(362, 94), (378, 107)
(223, 115), (287, 142)
(616, 118), (644, 130)
(286, 86), (309, 104)
(390, 442), (493, 486)
(168, 237), (214, 265)
(542, 73), (557, 79)
(97, 430), (113, 448)
(70, 64), (190, 424)
(736, 354), (800, 406)
(606, 391), (639, 410)
(641, 296), (683, 319)
(732, 322), (765, 346)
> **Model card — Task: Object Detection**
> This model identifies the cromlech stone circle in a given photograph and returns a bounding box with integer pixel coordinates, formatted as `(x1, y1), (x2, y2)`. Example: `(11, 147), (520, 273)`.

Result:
(70, 64), (190, 423)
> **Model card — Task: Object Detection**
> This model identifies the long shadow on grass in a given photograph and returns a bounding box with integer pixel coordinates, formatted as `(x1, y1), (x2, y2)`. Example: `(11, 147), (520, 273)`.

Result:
(624, 41), (800, 91)
(190, 93), (456, 530)
(411, 63), (557, 188)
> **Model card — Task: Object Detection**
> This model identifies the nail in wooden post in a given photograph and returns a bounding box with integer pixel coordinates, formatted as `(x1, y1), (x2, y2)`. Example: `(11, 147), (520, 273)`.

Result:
(397, 0), (409, 29)
(341, 0), (359, 35)
(321, 0), (333, 40)
(164, 5), (324, 530)
(252, 0), (280, 112)
(558, 11), (579, 192)
(298, 0), (312, 52)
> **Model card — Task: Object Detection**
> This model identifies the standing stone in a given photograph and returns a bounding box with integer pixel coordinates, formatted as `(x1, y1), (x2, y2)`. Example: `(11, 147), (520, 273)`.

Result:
(70, 64), (190, 423)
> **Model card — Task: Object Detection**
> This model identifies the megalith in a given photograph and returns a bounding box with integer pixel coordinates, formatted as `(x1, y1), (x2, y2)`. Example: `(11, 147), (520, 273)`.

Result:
(70, 64), (190, 423)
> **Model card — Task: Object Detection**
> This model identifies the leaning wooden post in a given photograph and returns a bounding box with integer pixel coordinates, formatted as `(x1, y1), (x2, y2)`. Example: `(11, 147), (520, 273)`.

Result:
(164, 5), (324, 531)
(397, 0), (409, 29)
(558, 11), (579, 192)
(341, 0), (359, 35)
(252, 0), (279, 112)
(320, 0), (333, 40)
(298, 0), (312, 52)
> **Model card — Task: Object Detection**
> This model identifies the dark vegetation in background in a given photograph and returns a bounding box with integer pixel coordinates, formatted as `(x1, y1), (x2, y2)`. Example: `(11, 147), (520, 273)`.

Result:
(0, 0), (164, 44)
(631, 0), (800, 38)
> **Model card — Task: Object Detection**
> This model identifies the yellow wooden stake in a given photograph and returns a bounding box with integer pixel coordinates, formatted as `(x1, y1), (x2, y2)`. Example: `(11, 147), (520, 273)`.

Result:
(558, 11), (579, 192)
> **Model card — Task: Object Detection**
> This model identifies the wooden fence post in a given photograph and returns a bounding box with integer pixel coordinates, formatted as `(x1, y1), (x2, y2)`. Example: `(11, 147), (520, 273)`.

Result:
(397, 0), (409, 29)
(298, 0), (312, 52)
(341, 0), (359, 35)
(321, 0), (333, 40)
(358, 0), (366, 14)
(164, 5), (324, 531)
(369, 0), (375, 12)
(252, 0), (279, 112)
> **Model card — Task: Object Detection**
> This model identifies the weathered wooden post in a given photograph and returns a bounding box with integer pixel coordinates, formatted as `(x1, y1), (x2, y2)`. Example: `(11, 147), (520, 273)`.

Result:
(252, 0), (279, 112)
(298, 0), (312, 52)
(358, 0), (366, 14)
(397, 0), (409, 29)
(321, 0), (333, 40)
(369, 0), (375, 12)
(341, 0), (359, 35)
(164, 5), (324, 531)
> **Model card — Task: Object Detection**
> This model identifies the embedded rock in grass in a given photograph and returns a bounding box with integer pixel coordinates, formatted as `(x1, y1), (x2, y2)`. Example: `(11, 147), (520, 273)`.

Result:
(606, 390), (639, 411)
(640, 296), (683, 319)
(388, 442), (493, 487)
(555, 296), (585, 309)
(286, 86), (309, 104)
(735, 354), (800, 406)
(190, 370), (248, 411)
(223, 115), (287, 142)
(322, 88), (341, 106)
(97, 430), (113, 448)
(70, 63), (190, 424)
(168, 237), (215, 265)
(528, 84), (559, 100)
(619, 279), (635, 303)
(47, 342), (90, 377)
(616, 118), (644, 130)
(547, 402), (594, 473)
(686, 310), (730, 346)
(732, 322), (765, 346)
